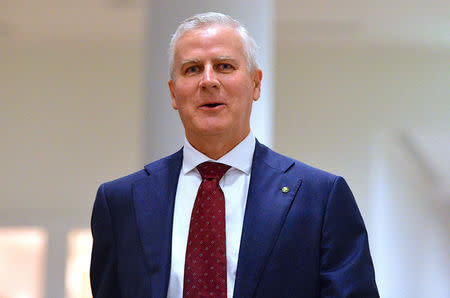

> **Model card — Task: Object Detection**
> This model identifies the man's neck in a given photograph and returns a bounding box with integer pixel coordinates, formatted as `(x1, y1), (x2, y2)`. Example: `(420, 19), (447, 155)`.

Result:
(186, 130), (250, 160)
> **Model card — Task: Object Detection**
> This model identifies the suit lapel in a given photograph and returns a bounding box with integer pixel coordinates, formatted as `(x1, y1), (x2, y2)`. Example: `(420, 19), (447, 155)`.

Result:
(233, 142), (302, 298)
(133, 150), (182, 298)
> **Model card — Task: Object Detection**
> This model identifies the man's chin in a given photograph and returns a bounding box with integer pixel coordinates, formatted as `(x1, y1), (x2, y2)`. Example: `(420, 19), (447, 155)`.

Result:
(197, 127), (227, 137)
(187, 124), (230, 139)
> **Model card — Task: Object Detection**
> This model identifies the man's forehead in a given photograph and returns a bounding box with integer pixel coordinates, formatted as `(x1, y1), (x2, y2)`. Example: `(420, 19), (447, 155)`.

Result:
(175, 25), (242, 49)
(181, 24), (234, 38)
(175, 27), (244, 58)
(200, 25), (222, 36)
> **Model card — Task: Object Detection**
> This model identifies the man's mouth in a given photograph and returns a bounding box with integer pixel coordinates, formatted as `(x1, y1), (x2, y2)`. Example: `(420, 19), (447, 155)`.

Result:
(203, 103), (222, 108)
(200, 102), (224, 109)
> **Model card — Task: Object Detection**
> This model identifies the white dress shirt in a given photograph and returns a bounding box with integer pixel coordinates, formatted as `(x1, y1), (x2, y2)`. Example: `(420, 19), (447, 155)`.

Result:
(167, 132), (256, 298)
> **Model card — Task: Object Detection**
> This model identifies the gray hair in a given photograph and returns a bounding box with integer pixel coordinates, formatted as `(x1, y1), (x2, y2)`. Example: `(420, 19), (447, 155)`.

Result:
(168, 12), (259, 80)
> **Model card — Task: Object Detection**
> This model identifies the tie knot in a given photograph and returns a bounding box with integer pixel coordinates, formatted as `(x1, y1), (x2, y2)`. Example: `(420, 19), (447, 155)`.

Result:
(197, 161), (231, 181)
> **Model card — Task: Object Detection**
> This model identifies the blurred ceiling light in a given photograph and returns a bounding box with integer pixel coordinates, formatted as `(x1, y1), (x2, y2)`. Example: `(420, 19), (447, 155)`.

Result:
(0, 227), (48, 298)
(65, 229), (93, 298)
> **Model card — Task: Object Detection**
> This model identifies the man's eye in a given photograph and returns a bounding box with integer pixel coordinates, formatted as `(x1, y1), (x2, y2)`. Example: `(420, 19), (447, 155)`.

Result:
(218, 63), (233, 71)
(185, 66), (200, 74)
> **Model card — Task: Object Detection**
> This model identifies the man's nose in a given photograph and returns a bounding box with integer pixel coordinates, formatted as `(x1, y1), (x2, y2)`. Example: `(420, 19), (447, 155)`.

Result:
(199, 65), (220, 89)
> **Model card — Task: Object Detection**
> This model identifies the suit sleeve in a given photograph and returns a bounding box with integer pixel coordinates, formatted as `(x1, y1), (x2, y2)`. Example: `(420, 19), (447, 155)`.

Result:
(320, 176), (379, 298)
(90, 184), (121, 297)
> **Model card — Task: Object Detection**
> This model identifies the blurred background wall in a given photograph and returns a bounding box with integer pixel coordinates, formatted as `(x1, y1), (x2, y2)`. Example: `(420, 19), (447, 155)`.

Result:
(0, 0), (449, 297)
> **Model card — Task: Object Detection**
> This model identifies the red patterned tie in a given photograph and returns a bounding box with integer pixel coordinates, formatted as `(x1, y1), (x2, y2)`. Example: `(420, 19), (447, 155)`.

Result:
(183, 161), (231, 297)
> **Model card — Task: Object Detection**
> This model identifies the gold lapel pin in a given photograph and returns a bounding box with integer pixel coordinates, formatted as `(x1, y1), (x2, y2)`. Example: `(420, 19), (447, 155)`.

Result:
(281, 186), (289, 193)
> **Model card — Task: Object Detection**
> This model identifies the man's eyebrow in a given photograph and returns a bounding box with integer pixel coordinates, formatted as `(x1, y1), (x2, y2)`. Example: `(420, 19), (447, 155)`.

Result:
(179, 57), (240, 68)
(180, 59), (201, 67)
(214, 56), (239, 64)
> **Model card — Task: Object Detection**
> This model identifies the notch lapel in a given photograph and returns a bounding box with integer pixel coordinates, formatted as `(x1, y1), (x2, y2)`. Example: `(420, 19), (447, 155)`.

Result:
(233, 142), (302, 298)
(133, 150), (182, 298)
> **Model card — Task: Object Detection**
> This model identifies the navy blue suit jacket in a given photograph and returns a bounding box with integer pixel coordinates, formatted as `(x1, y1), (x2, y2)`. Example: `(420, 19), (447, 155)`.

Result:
(90, 141), (378, 297)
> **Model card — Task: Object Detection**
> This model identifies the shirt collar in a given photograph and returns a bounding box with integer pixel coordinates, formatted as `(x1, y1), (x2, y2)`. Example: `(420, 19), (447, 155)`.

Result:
(182, 131), (256, 175)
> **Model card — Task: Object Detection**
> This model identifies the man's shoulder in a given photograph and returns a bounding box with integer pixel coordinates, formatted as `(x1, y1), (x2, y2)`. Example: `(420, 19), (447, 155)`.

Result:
(256, 141), (339, 185)
(100, 149), (183, 194)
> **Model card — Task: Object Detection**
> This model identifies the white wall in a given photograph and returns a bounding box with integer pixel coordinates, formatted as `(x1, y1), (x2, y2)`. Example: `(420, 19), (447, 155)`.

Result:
(274, 42), (450, 220)
(0, 41), (143, 212)
(0, 40), (143, 297)
(370, 133), (449, 297)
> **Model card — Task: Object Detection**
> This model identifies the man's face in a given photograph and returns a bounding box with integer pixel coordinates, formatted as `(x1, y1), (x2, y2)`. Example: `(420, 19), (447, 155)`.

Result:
(168, 25), (262, 142)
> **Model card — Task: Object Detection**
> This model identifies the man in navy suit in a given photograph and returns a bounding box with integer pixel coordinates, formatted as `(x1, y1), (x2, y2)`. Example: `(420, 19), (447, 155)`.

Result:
(90, 12), (379, 297)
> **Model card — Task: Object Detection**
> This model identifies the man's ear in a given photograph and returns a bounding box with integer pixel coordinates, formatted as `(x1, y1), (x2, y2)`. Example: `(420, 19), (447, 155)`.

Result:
(168, 80), (178, 110)
(252, 69), (263, 101)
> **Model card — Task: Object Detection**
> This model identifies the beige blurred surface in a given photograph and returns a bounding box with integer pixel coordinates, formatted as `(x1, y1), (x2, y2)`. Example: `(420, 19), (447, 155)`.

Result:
(0, 1), (145, 296)
(0, 228), (47, 298)
(274, 42), (450, 218)
(1, 41), (143, 212)
(65, 230), (92, 298)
